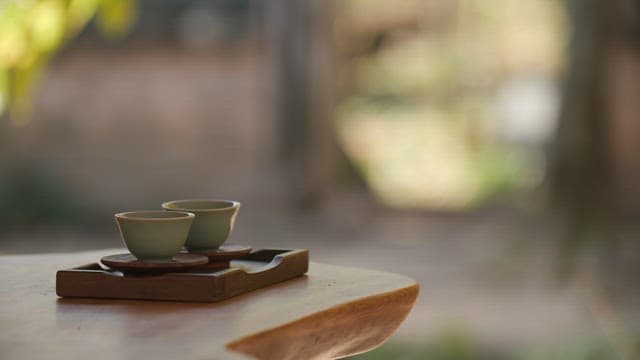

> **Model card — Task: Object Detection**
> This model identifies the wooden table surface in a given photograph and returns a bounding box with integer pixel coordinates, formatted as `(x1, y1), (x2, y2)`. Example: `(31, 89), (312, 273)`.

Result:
(0, 250), (419, 360)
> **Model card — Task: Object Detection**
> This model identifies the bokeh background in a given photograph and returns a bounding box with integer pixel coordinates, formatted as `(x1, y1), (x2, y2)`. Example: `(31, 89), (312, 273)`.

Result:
(2, 0), (640, 358)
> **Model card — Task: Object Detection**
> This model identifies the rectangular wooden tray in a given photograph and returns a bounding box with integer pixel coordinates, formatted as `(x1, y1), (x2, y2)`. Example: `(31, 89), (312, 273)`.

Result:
(56, 249), (309, 302)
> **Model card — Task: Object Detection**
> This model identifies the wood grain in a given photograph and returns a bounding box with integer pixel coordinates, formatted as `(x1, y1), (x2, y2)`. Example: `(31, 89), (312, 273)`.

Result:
(0, 250), (419, 360)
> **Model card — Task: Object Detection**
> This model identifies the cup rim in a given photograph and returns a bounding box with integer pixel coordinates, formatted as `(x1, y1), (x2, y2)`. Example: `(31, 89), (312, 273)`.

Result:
(161, 199), (241, 212)
(115, 210), (195, 221)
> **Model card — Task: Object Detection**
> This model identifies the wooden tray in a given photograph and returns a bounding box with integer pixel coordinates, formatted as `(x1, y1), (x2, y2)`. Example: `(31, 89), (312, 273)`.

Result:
(56, 249), (309, 302)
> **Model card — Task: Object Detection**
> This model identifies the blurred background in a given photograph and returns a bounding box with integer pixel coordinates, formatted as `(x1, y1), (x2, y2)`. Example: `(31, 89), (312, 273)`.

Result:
(1, 0), (640, 358)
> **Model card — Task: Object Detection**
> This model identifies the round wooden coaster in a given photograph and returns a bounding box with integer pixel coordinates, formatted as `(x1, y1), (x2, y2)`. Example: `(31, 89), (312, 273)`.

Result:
(101, 253), (209, 273)
(185, 244), (252, 261)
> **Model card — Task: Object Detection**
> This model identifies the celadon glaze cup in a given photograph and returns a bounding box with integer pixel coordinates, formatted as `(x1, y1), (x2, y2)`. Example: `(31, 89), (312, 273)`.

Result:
(114, 210), (195, 262)
(161, 200), (240, 251)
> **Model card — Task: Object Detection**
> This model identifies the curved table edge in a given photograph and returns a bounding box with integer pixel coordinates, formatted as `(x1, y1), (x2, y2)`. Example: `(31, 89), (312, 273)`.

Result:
(226, 282), (420, 359)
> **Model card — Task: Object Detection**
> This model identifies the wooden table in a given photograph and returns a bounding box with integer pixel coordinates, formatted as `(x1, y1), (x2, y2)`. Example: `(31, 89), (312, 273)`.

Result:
(0, 250), (419, 360)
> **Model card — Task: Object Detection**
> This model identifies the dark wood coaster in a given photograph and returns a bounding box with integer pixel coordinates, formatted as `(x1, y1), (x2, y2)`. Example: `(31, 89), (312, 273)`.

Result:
(100, 253), (209, 273)
(185, 244), (252, 262)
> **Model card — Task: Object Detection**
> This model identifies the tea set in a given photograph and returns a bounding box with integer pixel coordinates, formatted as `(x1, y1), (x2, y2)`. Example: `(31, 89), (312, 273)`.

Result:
(106, 199), (243, 272)
(56, 198), (310, 302)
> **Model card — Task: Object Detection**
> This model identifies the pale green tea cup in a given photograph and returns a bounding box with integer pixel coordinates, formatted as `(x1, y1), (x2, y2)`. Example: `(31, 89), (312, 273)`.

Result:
(161, 200), (240, 251)
(114, 210), (195, 262)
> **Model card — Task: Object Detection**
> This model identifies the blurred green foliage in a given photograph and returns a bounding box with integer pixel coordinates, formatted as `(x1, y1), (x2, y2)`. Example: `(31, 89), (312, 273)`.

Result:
(336, 99), (536, 209)
(0, 0), (136, 124)
(518, 339), (620, 360)
(351, 334), (630, 360)
(0, 163), (107, 230)
(334, 0), (565, 209)
(350, 330), (506, 360)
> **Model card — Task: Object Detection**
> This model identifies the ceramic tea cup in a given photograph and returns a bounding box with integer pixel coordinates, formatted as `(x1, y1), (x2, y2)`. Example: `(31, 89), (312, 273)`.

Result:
(114, 210), (195, 262)
(161, 200), (240, 251)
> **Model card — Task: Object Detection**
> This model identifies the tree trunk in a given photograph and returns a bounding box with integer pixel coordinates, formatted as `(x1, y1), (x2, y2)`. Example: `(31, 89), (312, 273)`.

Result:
(552, 0), (640, 276)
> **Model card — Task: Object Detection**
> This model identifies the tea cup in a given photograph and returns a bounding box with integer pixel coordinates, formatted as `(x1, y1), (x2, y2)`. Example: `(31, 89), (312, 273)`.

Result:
(114, 210), (195, 262)
(161, 200), (240, 251)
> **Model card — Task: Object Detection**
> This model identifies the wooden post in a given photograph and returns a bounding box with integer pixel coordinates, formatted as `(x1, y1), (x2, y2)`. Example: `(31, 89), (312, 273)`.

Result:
(266, 0), (338, 209)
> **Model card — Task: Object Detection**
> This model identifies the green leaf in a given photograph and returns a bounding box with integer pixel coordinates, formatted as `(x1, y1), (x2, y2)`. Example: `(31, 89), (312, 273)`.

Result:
(29, 0), (66, 52)
(0, 4), (29, 67)
(97, 0), (137, 39)
(10, 58), (46, 125)
(0, 66), (8, 115)
(68, 0), (101, 33)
